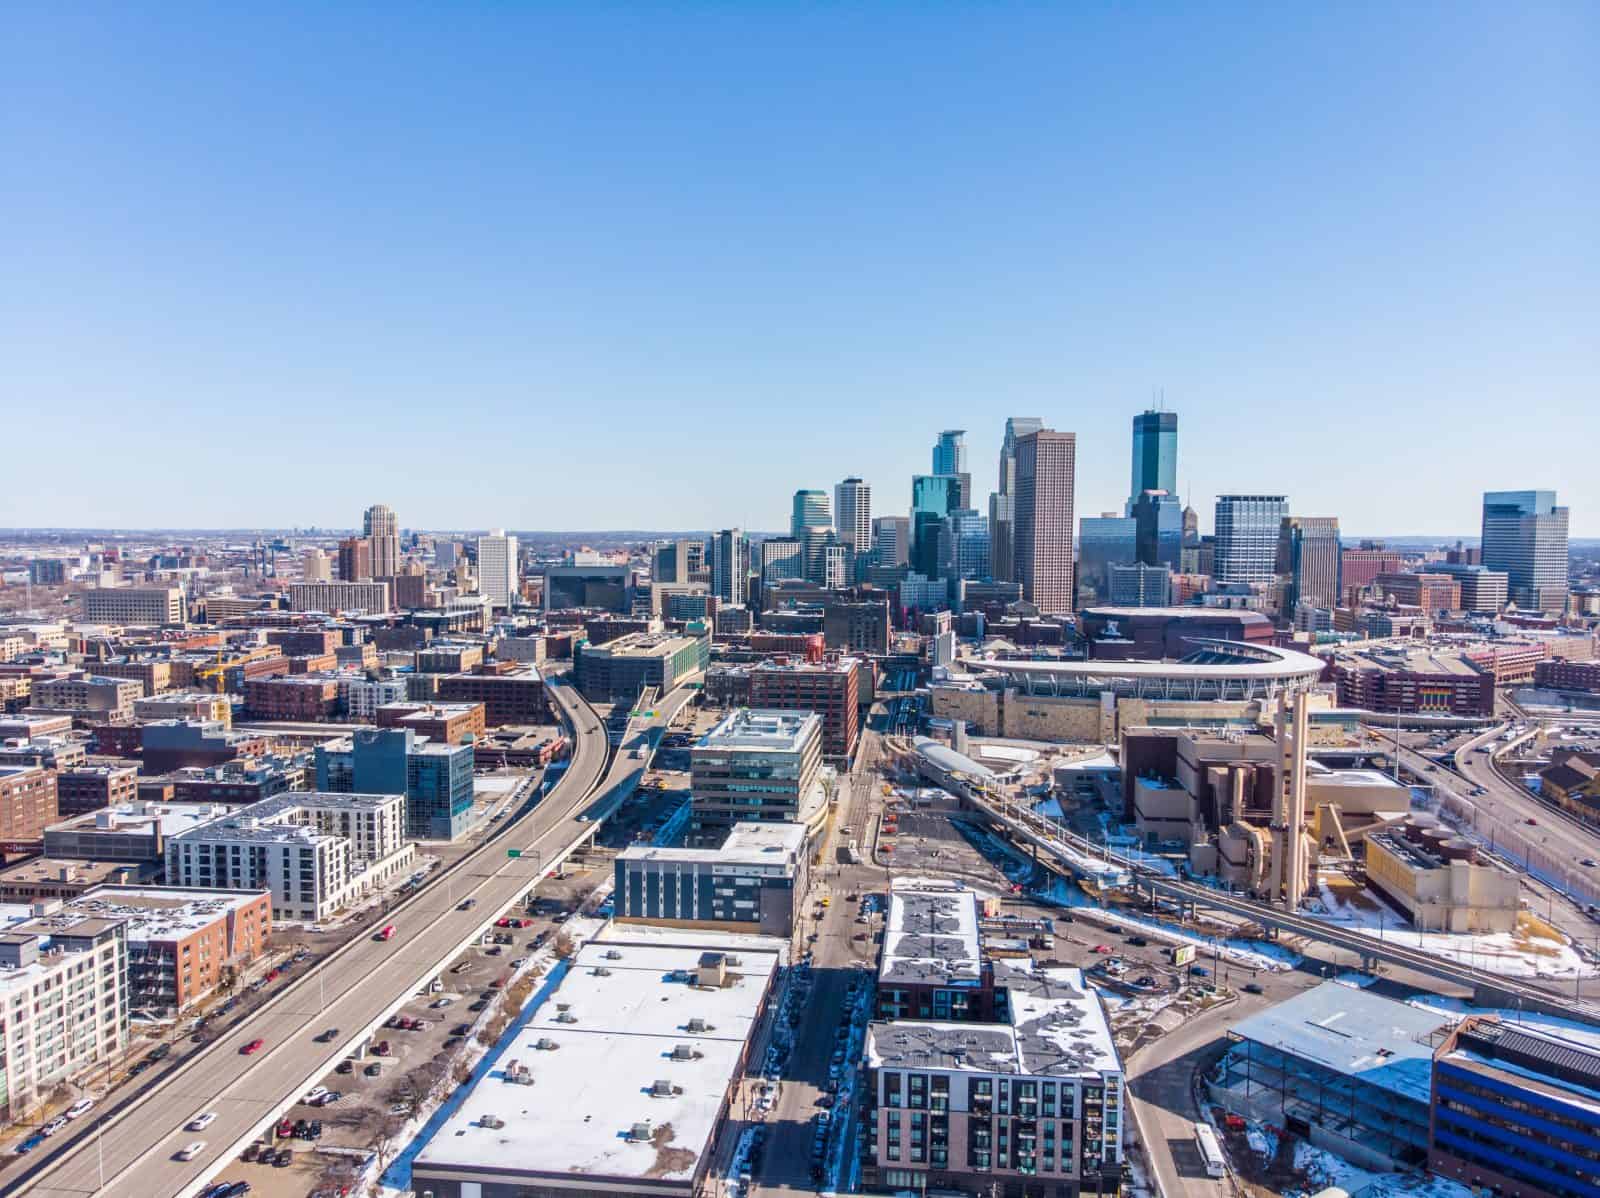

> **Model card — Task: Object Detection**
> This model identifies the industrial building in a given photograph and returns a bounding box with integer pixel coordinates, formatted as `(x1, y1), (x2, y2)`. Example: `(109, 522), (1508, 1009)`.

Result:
(1208, 982), (1448, 1170)
(411, 928), (781, 1198)
(614, 820), (807, 936)
(1364, 821), (1521, 933)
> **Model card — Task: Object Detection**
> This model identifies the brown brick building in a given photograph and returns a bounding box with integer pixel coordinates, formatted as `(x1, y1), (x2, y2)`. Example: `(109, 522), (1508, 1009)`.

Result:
(375, 701), (487, 744)
(437, 664), (547, 727)
(0, 764), (60, 844)
(55, 765), (140, 816)
(244, 676), (341, 721)
(748, 656), (861, 760)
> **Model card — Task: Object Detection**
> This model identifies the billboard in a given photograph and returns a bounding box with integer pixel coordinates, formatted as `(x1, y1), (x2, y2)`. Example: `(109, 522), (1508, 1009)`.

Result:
(1170, 944), (1196, 966)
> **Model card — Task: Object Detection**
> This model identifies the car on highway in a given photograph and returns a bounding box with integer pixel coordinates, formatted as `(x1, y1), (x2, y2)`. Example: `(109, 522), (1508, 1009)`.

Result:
(1583, 859), (1598, 868)
(241, 1037), (265, 1055)
(177, 1140), (206, 1161)
(1093, 944), (1113, 953)
(66, 1098), (94, 1119)
(1242, 982), (1264, 995)
(314, 1027), (340, 1042)
(1526, 818), (1538, 826)
(187, 1111), (218, 1131)
(375, 924), (396, 942)
(40, 1117), (68, 1137)
(457, 899), (477, 911)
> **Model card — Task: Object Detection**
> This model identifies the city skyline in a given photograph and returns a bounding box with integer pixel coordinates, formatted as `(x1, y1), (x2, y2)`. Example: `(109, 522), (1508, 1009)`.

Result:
(4, 5), (1595, 534)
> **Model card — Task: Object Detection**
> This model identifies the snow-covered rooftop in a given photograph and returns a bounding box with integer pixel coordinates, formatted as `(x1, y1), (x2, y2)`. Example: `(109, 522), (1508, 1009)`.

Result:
(881, 888), (982, 988)
(414, 933), (779, 1187)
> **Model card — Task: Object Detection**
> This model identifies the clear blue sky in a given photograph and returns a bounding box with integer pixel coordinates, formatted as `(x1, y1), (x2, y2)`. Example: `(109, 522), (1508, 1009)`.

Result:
(4, 3), (1595, 536)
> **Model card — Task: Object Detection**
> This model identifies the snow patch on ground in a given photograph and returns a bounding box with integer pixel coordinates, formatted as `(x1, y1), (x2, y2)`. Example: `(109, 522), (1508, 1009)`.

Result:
(1307, 878), (1597, 980)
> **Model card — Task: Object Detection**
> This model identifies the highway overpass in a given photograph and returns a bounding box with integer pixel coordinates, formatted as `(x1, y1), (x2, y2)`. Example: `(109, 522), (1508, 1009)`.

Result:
(14, 678), (695, 1198)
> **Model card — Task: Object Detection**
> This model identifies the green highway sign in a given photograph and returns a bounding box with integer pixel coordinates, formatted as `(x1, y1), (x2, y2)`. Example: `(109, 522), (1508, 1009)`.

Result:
(507, 849), (522, 858)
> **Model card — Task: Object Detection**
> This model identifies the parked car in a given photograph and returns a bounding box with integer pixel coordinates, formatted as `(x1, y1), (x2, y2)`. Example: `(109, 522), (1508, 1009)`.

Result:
(365, 1062), (382, 1077)
(65, 1098), (94, 1119)
(1243, 983), (1265, 995)
(40, 1117), (68, 1137)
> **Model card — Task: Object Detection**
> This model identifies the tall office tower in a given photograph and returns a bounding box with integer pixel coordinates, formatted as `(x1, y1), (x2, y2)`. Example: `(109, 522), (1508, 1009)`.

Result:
(433, 540), (460, 571)
(758, 537), (805, 590)
(1129, 410), (1178, 505)
(1182, 504), (1200, 542)
(820, 541), (850, 589)
(337, 536), (372, 582)
(1214, 495), (1289, 584)
(1078, 514), (1138, 604)
(652, 539), (698, 585)
(910, 474), (964, 579)
(476, 529), (519, 607)
(364, 504), (400, 579)
(872, 516), (911, 569)
(932, 430), (972, 507)
(711, 529), (750, 605)
(941, 509), (991, 581)
(993, 417), (1044, 582)
(1277, 517), (1342, 612)
(1481, 490), (1570, 613)
(1131, 490), (1183, 569)
(790, 489), (831, 537)
(834, 477), (873, 576)
(1013, 429), (1077, 615)
(301, 548), (332, 583)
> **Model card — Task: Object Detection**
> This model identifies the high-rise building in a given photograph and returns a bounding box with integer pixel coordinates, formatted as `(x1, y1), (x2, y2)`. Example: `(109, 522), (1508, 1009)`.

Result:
(476, 530), (519, 608)
(337, 536), (372, 582)
(834, 477), (872, 577)
(942, 509), (991, 581)
(364, 503), (400, 580)
(872, 516), (911, 569)
(1480, 490), (1570, 613)
(911, 474), (964, 579)
(711, 529), (750, 605)
(758, 537), (805, 591)
(1108, 561), (1173, 607)
(81, 586), (187, 625)
(1131, 490), (1183, 569)
(301, 548), (332, 582)
(932, 430), (971, 507)
(1013, 429), (1076, 615)
(1129, 409), (1178, 503)
(1214, 495), (1289, 584)
(790, 489), (831, 537)
(992, 417), (1043, 583)
(1078, 515), (1138, 604)
(1277, 516), (1342, 612)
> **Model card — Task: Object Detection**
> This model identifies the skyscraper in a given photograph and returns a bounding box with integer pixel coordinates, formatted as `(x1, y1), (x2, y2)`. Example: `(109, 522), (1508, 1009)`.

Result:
(1481, 490), (1570, 612)
(1131, 490), (1182, 569)
(758, 537), (804, 591)
(992, 417), (1043, 583)
(1013, 429), (1076, 615)
(911, 474), (964, 579)
(790, 489), (831, 538)
(834, 477), (872, 577)
(1213, 496), (1289, 584)
(932, 430), (971, 508)
(1277, 516), (1342, 611)
(1078, 514), (1138, 605)
(711, 529), (749, 605)
(337, 536), (372, 582)
(941, 509), (991, 581)
(1129, 410), (1178, 504)
(476, 529), (519, 607)
(364, 504), (400, 579)
(872, 516), (911, 569)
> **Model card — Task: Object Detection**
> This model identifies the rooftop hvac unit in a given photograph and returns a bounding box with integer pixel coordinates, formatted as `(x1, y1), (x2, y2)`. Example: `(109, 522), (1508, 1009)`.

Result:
(671, 1043), (693, 1061)
(630, 1121), (653, 1141)
(554, 1009), (577, 1023)
(593, 967), (611, 976)
(535, 1037), (559, 1051)
(480, 1114), (505, 1129)
(685, 1017), (709, 1033)
(604, 949), (622, 959)
(651, 1079), (675, 1097)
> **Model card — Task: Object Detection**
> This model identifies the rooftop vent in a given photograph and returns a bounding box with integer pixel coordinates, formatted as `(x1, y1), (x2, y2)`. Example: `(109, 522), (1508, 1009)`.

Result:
(593, 967), (612, 977)
(534, 1037), (559, 1051)
(604, 949), (622, 960)
(651, 1078), (676, 1098)
(686, 1017), (710, 1033)
(554, 1009), (578, 1024)
(630, 1120), (653, 1141)
(671, 1043), (694, 1061)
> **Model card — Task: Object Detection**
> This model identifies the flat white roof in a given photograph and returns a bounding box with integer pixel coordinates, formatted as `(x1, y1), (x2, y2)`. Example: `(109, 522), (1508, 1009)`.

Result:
(881, 888), (982, 988)
(61, 886), (265, 940)
(699, 707), (820, 753)
(415, 934), (778, 1186)
(616, 820), (805, 868)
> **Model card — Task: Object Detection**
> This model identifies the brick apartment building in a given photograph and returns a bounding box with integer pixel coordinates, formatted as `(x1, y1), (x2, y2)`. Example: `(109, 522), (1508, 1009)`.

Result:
(0, 764), (60, 844)
(748, 655), (861, 760)
(1535, 659), (1600, 693)
(244, 676), (342, 721)
(375, 702), (487, 744)
(56, 765), (140, 816)
(437, 663), (548, 726)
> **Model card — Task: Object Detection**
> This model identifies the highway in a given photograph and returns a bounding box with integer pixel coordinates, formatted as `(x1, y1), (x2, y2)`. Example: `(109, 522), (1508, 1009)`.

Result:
(17, 679), (695, 1198)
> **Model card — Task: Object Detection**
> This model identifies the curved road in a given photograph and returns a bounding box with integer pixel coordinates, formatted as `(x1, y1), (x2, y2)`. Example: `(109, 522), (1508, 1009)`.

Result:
(18, 679), (694, 1198)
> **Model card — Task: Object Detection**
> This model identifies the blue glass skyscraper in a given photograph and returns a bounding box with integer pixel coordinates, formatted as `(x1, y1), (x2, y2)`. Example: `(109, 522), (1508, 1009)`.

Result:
(1129, 410), (1178, 505)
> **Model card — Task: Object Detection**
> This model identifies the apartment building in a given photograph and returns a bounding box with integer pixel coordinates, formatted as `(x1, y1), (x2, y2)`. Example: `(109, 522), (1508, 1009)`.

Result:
(747, 655), (861, 761)
(288, 581), (391, 614)
(0, 765), (60, 843)
(30, 675), (142, 724)
(81, 586), (185, 625)
(165, 791), (412, 922)
(614, 821), (807, 937)
(0, 914), (129, 1119)
(244, 675), (341, 721)
(55, 764), (140, 816)
(132, 691), (234, 727)
(437, 663), (549, 727)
